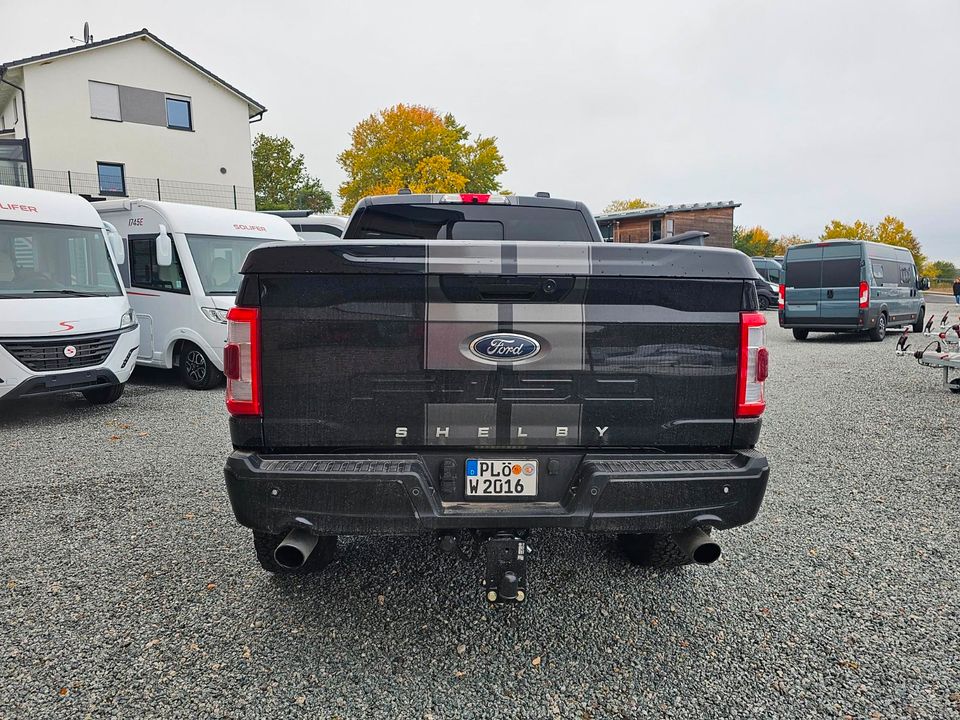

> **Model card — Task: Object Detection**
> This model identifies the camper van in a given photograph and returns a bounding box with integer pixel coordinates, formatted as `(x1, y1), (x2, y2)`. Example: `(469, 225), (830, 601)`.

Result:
(779, 240), (928, 341)
(95, 200), (298, 389)
(0, 187), (137, 404)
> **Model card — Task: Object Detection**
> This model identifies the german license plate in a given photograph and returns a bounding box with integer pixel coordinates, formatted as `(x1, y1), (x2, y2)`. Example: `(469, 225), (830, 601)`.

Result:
(465, 459), (538, 497)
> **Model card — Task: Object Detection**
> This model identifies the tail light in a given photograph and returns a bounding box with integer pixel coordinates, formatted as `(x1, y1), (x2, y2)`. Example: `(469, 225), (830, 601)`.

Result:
(778, 283), (785, 309)
(737, 311), (767, 418)
(858, 281), (869, 309)
(224, 307), (260, 416)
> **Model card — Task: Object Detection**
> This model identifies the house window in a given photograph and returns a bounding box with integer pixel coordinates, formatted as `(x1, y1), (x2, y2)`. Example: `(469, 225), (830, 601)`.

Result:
(89, 81), (121, 121)
(97, 162), (126, 196)
(665, 219), (675, 237)
(650, 219), (662, 242)
(165, 97), (192, 130)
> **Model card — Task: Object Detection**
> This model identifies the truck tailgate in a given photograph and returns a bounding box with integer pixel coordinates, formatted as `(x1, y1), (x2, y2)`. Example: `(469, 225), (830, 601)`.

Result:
(247, 241), (750, 450)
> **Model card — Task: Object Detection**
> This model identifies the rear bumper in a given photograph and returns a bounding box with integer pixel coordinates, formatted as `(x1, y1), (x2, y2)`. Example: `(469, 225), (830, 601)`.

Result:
(224, 450), (770, 535)
(778, 309), (878, 330)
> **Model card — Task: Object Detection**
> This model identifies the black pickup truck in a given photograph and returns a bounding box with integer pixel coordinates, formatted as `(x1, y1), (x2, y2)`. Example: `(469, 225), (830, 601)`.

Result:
(223, 193), (770, 602)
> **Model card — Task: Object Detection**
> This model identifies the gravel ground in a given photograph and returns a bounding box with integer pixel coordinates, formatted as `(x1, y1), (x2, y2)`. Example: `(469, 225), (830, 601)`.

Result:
(1, 301), (958, 720)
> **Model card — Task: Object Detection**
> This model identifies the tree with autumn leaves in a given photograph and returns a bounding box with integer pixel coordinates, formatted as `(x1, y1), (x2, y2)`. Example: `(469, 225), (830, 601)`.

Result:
(603, 198), (658, 213)
(337, 104), (507, 214)
(733, 226), (809, 257)
(820, 216), (926, 268)
(734, 215), (935, 271)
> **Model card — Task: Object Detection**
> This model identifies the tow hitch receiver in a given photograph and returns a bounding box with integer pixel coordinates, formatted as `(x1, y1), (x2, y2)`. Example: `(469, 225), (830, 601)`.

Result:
(483, 533), (529, 603)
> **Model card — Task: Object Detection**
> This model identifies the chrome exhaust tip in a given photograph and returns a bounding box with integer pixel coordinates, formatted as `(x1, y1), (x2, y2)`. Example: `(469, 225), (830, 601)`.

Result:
(672, 527), (721, 565)
(274, 528), (319, 569)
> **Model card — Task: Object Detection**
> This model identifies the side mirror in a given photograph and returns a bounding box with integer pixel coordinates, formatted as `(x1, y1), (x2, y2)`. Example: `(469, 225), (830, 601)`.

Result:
(102, 221), (124, 265)
(919, 276), (930, 291)
(156, 224), (173, 267)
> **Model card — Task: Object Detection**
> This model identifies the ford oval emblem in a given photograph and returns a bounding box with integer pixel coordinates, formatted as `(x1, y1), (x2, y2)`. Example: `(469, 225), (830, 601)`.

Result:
(469, 333), (541, 362)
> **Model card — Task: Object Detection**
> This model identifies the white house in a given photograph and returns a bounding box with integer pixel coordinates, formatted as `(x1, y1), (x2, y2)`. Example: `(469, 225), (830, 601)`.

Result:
(0, 28), (266, 210)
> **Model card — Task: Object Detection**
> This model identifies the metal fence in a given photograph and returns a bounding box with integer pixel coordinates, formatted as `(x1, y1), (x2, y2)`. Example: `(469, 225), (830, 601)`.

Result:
(0, 167), (255, 211)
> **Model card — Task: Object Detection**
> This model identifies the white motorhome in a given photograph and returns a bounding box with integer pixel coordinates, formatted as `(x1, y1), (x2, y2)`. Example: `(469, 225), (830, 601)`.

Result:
(95, 199), (298, 389)
(0, 187), (138, 404)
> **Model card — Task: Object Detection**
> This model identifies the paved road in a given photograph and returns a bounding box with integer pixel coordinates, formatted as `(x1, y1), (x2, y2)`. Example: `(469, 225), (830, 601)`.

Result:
(1, 302), (958, 719)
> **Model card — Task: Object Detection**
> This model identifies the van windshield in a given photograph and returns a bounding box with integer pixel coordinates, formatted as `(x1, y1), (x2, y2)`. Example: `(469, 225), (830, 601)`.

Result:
(185, 234), (270, 295)
(0, 221), (122, 298)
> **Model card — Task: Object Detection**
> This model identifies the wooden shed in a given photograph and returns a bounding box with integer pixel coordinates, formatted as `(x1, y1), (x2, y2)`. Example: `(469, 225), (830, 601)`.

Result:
(595, 201), (740, 248)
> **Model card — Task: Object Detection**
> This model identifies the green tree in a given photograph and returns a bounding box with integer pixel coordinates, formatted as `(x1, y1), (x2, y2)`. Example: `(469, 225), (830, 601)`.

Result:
(925, 260), (957, 281)
(252, 133), (333, 213)
(603, 198), (659, 213)
(337, 104), (507, 214)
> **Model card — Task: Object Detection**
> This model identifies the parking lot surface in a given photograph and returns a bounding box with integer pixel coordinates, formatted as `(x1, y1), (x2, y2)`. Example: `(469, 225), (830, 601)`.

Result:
(1, 301), (958, 719)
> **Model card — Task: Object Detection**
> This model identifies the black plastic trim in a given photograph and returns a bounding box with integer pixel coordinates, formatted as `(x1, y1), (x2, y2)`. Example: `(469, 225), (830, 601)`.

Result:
(224, 449), (769, 536)
(1, 368), (120, 401)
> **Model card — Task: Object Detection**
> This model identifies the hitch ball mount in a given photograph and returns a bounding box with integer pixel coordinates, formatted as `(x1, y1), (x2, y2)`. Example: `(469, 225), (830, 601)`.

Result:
(482, 533), (530, 603)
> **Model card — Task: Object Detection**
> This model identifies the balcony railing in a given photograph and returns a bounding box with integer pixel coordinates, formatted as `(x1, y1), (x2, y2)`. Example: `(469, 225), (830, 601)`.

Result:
(0, 166), (255, 211)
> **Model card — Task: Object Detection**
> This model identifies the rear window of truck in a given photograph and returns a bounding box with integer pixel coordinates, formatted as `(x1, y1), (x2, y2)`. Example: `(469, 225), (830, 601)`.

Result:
(346, 204), (594, 242)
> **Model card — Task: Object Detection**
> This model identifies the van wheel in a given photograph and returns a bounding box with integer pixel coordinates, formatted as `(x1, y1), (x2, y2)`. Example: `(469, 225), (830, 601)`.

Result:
(868, 312), (887, 341)
(82, 383), (125, 405)
(792, 329), (809, 341)
(178, 342), (224, 390)
(619, 533), (697, 568)
(912, 308), (925, 333)
(758, 295), (770, 311)
(253, 531), (338, 574)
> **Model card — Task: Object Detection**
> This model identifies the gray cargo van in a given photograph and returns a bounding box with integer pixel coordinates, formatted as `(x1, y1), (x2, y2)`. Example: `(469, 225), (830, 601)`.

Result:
(778, 240), (927, 341)
(751, 257), (783, 285)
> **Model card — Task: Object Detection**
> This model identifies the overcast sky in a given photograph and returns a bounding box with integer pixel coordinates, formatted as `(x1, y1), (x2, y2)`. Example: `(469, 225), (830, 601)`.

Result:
(4, 1), (959, 262)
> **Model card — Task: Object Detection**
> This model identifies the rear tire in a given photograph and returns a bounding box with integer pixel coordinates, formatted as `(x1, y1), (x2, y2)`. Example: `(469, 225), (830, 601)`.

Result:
(868, 312), (887, 341)
(82, 383), (125, 405)
(792, 329), (809, 341)
(178, 342), (224, 390)
(912, 308), (925, 334)
(758, 295), (770, 311)
(253, 530), (338, 575)
(619, 533), (695, 568)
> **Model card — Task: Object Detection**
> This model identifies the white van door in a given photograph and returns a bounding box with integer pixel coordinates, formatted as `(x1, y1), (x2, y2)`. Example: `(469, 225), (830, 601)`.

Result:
(126, 234), (194, 367)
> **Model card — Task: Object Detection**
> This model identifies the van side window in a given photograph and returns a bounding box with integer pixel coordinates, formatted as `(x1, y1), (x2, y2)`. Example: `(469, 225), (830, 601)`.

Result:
(129, 234), (189, 294)
(898, 263), (914, 287)
(766, 263), (782, 284)
(871, 261), (884, 282)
